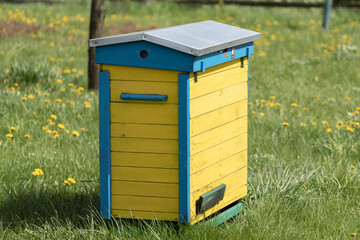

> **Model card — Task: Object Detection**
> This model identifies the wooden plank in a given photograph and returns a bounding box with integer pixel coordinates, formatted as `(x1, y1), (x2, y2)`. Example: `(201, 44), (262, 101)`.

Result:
(190, 66), (247, 100)
(190, 117), (247, 155)
(190, 82), (247, 118)
(205, 202), (242, 226)
(111, 195), (178, 213)
(190, 58), (248, 80)
(190, 151), (247, 192)
(110, 80), (178, 104)
(112, 209), (178, 221)
(111, 166), (178, 183)
(190, 100), (247, 137)
(191, 184), (247, 224)
(111, 123), (178, 139)
(111, 138), (178, 153)
(191, 133), (247, 174)
(111, 152), (178, 169)
(110, 102), (178, 124)
(103, 64), (179, 82)
(112, 180), (178, 198)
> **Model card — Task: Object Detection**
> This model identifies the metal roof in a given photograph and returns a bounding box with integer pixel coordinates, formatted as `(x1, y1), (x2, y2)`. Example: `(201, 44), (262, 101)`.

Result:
(89, 20), (260, 57)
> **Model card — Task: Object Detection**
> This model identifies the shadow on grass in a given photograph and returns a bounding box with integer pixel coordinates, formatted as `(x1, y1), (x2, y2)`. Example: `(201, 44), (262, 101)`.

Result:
(0, 183), (101, 228)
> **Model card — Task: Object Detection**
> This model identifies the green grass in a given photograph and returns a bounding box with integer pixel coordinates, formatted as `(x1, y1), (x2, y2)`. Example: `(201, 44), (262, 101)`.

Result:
(0, 1), (360, 239)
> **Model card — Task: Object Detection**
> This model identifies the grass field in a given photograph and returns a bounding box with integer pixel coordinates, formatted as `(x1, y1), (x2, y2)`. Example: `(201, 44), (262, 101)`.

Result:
(0, 1), (360, 239)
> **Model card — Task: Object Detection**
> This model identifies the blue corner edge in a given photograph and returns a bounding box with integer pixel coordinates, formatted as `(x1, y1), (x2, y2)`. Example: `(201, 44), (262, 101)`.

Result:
(99, 70), (111, 220)
(178, 73), (190, 223)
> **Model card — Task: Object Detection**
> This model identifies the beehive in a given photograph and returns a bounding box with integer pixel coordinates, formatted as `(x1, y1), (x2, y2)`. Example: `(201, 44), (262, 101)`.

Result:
(90, 20), (260, 225)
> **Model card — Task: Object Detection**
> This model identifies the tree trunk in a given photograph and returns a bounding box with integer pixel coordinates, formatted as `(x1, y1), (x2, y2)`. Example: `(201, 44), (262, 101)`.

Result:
(88, 0), (105, 90)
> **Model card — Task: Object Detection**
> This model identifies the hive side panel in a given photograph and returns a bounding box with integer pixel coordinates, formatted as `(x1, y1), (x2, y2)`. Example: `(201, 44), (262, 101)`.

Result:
(101, 64), (180, 221)
(189, 58), (248, 223)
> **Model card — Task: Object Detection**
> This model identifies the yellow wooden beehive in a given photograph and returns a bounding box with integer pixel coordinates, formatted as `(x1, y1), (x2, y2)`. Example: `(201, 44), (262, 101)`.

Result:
(90, 20), (260, 225)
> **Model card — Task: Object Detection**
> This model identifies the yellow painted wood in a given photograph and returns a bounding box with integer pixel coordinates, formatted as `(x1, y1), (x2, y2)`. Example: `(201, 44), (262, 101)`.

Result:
(103, 64), (179, 82)
(111, 195), (178, 213)
(110, 80), (178, 104)
(112, 209), (178, 221)
(190, 100), (247, 137)
(111, 138), (178, 153)
(190, 66), (247, 100)
(190, 151), (247, 192)
(190, 184), (247, 224)
(111, 166), (178, 183)
(190, 133), (247, 174)
(111, 152), (178, 169)
(190, 58), (248, 80)
(190, 82), (247, 118)
(112, 180), (178, 198)
(111, 123), (178, 139)
(190, 117), (247, 155)
(111, 102), (178, 125)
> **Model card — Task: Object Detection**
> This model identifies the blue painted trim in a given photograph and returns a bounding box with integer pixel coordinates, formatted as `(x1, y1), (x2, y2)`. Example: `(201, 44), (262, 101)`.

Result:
(95, 41), (254, 72)
(99, 70), (111, 219)
(178, 73), (190, 224)
(120, 93), (167, 101)
(193, 43), (254, 72)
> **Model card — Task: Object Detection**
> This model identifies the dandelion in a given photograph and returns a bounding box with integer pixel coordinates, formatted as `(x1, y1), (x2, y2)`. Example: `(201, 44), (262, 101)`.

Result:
(345, 96), (351, 101)
(72, 68), (77, 73)
(67, 100), (74, 105)
(14, 83), (19, 87)
(10, 126), (16, 131)
(55, 99), (62, 103)
(22, 97), (27, 101)
(58, 124), (65, 129)
(303, 107), (308, 111)
(291, 103), (297, 107)
(68, 83), (74, 87)
(270, 96), (276, 100)
(80, 128), (86, 131)
(42, 126), (47, 130)
(337, 121), (343, 125)
(346, 127), (354, 133)
(44, 99), (50, 103)
(46, 129), (52, 134)
(64, 180), (71, 185)
(314, 95), (319, 99)
(24, 134), (30, 138)
(251, 110), (256, 114)
(312, 121), (317, 126)
(28, 94), (35, 99)
(5, 69), (10, 74)
(351, 165), (355, 169)
(32, 168), (43, 176)
(300, 122), (307, 127)
(6, 133), (13, 138)
(248, 102), (253, 106)
(72, 131), (80, 136)
(56, 79), (63, 84)
(275, 102), (280, 106)
(282, 122), (289, 127)
(259, 113), (265, 117)
(356, 107), (360, 111)
(8, 87), (15, 91)
(259, 51), (266, 57)
(63, 69), (71, 74)
(68, 178), (76, 184)
(260, 99), (266, 104)
(78, 87), (84, 92)
(50, 114), (57, 119)
(326, 128), (332, 133)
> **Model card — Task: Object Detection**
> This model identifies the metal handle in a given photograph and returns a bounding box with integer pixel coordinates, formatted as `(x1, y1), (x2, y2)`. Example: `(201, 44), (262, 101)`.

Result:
(120, 93), (168, 102)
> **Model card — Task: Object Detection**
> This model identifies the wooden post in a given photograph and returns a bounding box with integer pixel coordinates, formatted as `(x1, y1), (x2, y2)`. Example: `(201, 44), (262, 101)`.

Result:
(88, 0), (105, 90)
(323, 0), (333, 30)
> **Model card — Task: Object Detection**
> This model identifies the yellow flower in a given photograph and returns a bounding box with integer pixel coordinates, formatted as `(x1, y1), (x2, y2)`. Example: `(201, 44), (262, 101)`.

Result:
(10, 126), (16, 131)
(80, 128), (86, 131)
(68, 83), (74, 87)
(32, 168), (43, 176)
(46, 129), (52, 134)
(314, 95), (319, 99)
(337, 121), (343, 125)
(52, 130), (58, 134)
(67, 178), (76, 184)
(259, 50), (266, 57)
(8, 87), (15, 91)
(270, 96), (276, 100)
(275, 102), (280, 106)
(251, 110), (256, 114)
(259, 113), (265, 117)
(291, 103), (297, 107)
(28, 94), (35, 99)
(24, 134), (30, 138)
(356, 107), (360, 111)
(303, 107), (308, 111)
(351, 165), (355, 169)
(14, 83), (18, 87)
(6, 133), (13, 138)
(282, 122), (289, 127)
(56, 79), (63, 84)
(58, 124), (65, 129)
(248, 102), (253, 106)
(72, 68), (77, 73)
(42, 126), (47, 130)
(44, 99), (50, 103)
(312, 121), (317, 126)
(50, 114), (57, 119)
(300, 122), (307, 127)
(22, 97), (27, 101)
(63, 69), (71, 74)
(5, 69), (10, 74)
(67, 100), (74, 105)
(72, 131), (80, 136)
(326, 128), (332, 133)
(64, 180), (71, 185)
(260, 99), (266, 104)
(55, 99), (62, 103)
(345, 96), (351, 101)
(346, 127), (354, 133)
(65, 129), (70, 134)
